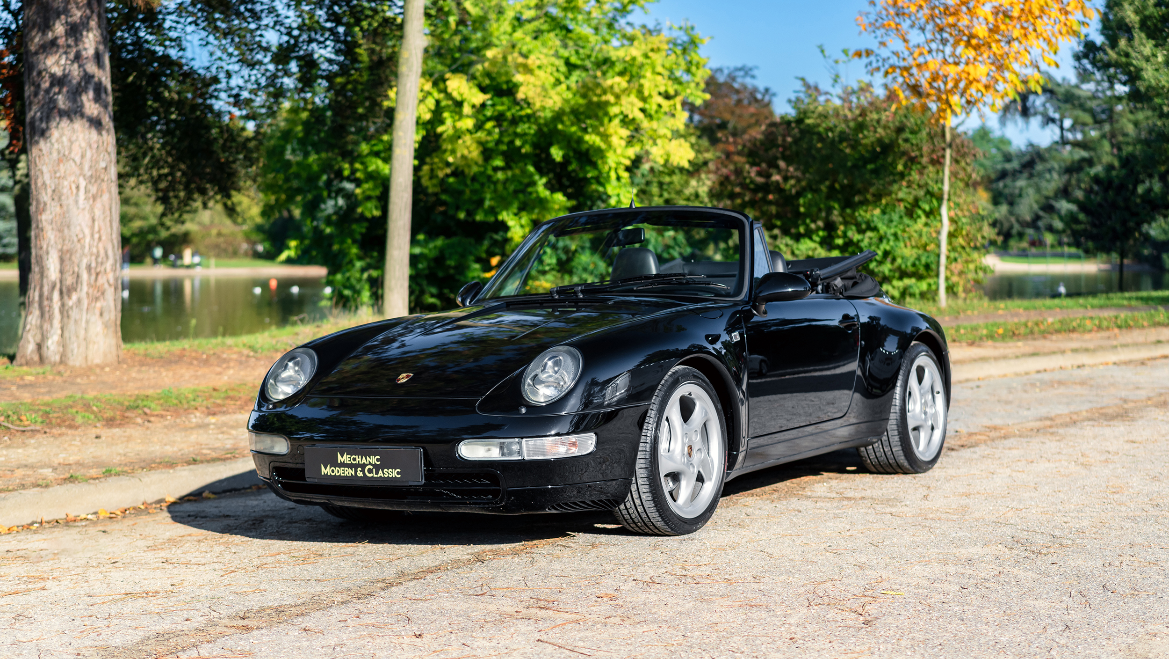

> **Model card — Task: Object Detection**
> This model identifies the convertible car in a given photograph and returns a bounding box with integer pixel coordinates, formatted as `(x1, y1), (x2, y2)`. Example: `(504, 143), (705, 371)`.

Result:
(248, 206), (950, 535)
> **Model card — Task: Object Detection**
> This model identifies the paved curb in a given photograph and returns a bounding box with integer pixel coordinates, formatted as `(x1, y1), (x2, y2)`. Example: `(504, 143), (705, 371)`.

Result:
(0, 457), (260, 527)
(953, 344), (1169, 383)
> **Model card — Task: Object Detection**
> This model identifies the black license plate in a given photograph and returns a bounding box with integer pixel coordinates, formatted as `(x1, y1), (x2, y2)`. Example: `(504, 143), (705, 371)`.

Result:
(305, 446), (424, 485)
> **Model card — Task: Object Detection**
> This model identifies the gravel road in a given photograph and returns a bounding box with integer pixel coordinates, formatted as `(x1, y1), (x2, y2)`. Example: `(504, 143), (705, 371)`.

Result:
(3, 360), (1166, 659)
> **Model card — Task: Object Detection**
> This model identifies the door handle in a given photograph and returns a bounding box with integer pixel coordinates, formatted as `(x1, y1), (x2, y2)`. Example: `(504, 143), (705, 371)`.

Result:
(838, 315), (859, 330)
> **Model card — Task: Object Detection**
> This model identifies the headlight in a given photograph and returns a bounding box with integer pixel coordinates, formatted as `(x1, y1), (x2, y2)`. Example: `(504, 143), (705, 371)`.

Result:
(522, 346), (582, 405)
(264, 348), (318, 401)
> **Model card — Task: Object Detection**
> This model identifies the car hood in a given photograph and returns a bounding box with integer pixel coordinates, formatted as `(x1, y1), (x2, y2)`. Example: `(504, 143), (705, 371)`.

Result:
(309, 299), (682, 398)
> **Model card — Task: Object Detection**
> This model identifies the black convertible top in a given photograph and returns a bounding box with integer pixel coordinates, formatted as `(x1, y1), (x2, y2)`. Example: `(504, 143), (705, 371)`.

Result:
(788, 250), (883, 299)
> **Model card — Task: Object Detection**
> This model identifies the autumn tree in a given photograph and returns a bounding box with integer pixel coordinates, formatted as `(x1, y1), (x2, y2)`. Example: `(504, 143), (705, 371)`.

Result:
(856, 0), (1094, 307)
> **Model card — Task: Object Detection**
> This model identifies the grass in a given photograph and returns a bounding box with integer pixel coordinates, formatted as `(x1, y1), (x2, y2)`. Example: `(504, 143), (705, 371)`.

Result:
(0, 383), (254, 430)
(949, 308), (1169, 342)
(907, 290), (1168, 319)
(124, 315), (368, 358)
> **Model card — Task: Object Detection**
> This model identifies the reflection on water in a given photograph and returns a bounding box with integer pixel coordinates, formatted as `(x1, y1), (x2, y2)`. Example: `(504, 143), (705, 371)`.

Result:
(0, 275), (330, 354)
(984, 270), (1167, 299)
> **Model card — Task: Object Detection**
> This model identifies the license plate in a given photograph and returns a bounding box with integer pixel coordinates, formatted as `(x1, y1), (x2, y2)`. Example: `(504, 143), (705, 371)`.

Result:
(305, 446), (424, 485)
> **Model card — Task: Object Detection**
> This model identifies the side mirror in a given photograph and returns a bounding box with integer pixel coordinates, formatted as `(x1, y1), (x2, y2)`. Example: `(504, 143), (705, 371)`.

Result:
(456, 280), (483, 307)
(753, 272), (810, 316)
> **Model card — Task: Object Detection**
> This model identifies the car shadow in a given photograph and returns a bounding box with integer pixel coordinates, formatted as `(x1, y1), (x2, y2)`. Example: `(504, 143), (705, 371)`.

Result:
(169, 448), (867, 546)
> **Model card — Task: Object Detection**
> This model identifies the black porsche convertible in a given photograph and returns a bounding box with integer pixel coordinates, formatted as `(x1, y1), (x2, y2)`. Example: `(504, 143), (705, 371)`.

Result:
(248, 206), (950, 535)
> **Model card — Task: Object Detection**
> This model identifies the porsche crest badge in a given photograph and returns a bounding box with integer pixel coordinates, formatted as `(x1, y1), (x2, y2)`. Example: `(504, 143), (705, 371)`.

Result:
(396, 373), (414, 384)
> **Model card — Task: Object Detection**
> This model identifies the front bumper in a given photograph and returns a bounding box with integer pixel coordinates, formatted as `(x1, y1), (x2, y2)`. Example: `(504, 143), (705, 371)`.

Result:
(248, 396), (646, 514)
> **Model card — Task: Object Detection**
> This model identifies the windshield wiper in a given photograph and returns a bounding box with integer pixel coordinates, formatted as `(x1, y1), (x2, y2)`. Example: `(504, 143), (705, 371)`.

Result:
(632, 278), (729, 291)
(537, 274), (728, 299)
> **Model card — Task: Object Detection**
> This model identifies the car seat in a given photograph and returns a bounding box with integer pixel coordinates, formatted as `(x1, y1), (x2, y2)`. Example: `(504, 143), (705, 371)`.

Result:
(611, 247), (659, 281)
(769, 250), (787, 273)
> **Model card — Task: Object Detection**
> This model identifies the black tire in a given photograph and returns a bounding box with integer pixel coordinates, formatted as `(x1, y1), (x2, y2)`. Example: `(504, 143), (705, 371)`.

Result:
(858, 342), (948, 474)
(320, 504), (406, 522)
(615, 365), (728, 535)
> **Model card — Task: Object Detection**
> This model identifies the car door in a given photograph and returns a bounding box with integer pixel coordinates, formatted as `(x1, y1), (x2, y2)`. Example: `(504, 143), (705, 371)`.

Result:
(743, 295), (860, 438)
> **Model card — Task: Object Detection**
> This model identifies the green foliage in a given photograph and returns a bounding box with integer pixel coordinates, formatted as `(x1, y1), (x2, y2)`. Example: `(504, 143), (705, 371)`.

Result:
(262, 0), (709, 310)
(980, 0), (1168, 275)
(714, 83), (994, 299)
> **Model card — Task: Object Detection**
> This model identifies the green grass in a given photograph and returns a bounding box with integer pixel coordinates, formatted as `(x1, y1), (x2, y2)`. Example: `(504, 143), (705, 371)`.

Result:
(0, 383), (254, 429)
(908, 290), (1168, 319)
(123, 314), (371, 359)
(949, 309), (1169, 342)
(0, 261), (15, 270)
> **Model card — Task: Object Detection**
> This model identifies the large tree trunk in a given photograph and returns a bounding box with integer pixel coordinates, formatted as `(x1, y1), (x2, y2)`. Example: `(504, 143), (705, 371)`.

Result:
(15, 0), (121, 366)
(937, 121), (951, 309)
(383, 0), (426, 318)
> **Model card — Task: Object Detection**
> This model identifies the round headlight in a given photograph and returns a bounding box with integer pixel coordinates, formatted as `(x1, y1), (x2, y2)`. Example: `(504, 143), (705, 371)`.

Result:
(264, 348), (318, 401)
(522, 346), (582, 405)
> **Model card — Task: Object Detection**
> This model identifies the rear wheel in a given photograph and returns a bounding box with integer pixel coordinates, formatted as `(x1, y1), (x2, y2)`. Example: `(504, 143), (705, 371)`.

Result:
(615, 365), (727, 535)
(858, 342), (948, 474)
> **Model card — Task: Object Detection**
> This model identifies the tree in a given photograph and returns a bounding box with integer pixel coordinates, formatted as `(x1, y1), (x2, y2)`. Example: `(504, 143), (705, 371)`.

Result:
(265, 0), (707, 310)
(383, 0), (425, 318)
(0, 0), (263, 358)
(855, 0), (1093, 307)
(15, 0), (121, 365)
(716, 82), (993, 300)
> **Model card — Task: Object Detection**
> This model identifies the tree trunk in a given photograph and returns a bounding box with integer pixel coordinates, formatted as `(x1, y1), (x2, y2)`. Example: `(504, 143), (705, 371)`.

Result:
(937, 121), (951, 308)
(383, 0), (426, 318)
(1116, 245), (1125, 292)
(15, 0), (121, 366)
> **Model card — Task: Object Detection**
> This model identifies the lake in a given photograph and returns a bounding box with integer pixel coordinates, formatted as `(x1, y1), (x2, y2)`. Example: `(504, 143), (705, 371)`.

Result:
(983, 270), (1167, 299)
(1, 267), (1165, 354)
(0, 274), (331, 354)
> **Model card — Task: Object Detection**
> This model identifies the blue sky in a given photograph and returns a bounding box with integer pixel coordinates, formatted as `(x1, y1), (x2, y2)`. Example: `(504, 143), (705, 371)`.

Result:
(639, 0), (1092, 146)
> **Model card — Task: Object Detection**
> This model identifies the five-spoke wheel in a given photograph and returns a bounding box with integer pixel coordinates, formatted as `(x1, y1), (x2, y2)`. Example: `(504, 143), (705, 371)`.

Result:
(616, 365), (727, 535)
(858, 342), (948, 474)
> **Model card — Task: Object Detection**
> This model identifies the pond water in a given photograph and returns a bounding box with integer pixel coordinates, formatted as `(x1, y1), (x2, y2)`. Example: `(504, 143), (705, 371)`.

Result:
(0, 274), (331, 354)
(983, 270), (1167, 299)
(1, 268), (1165, 354)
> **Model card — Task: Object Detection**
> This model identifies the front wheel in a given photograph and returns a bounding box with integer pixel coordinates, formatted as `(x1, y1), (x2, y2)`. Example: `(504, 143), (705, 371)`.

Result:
(858, 342), (948, 474)
(615, 365), (727, 535)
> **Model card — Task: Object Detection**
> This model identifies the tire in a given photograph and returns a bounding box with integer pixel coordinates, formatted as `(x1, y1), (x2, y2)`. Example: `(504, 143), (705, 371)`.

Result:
(321, 504), (406, 522)
(859, 342), (948, 474)
(615, 365), (728, 535)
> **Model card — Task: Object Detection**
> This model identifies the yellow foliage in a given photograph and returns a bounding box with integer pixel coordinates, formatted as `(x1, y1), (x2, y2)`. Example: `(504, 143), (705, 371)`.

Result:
(855, 0), (1095, 123)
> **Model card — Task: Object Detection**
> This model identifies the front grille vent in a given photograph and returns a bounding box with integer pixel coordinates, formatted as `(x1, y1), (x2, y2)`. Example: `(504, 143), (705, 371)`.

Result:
(546, 499), (622, 513)
(271, 466), (502, 504)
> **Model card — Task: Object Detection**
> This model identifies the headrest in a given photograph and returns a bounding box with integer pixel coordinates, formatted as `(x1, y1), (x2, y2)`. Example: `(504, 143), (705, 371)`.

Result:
(770, 250), (787, 273)
(611, 248), (659, 281)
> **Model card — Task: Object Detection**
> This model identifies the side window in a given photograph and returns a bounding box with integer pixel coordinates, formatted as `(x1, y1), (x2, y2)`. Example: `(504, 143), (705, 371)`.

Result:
(752, 228), (771, 286)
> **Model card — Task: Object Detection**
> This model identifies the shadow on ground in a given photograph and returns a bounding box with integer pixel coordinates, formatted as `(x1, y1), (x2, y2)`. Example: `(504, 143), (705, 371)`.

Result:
(170, 448), (866, 545)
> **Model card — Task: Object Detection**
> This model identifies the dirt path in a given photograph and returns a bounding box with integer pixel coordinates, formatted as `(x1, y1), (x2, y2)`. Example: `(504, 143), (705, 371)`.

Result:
(0, 412), (250, 492)
(1, 362), (1164, 659)
(1, 349), (278, 403)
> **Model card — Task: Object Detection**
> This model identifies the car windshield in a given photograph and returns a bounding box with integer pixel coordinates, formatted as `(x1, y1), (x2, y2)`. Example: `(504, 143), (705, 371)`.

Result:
(479, 209), (746, 301)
